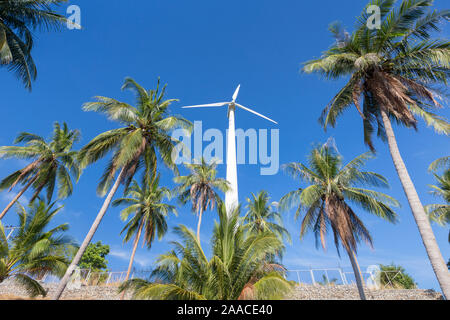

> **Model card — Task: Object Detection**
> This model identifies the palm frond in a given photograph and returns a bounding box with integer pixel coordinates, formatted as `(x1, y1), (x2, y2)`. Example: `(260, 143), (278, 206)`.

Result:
(14, 273), (47, 298)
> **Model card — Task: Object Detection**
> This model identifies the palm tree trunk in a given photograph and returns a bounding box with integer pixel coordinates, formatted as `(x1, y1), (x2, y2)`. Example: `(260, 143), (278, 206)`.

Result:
(197, 207), (204, 243)
(381, 109), (450, 299)
(51, 168), (126, 300)
(120, 220), (144, 300)
(0, 176), (36, 220)
(346, 247), (366, 300)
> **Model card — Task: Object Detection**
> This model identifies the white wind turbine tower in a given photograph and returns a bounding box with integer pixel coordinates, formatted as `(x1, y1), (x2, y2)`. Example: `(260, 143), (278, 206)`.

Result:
(182, 85), (278, 215)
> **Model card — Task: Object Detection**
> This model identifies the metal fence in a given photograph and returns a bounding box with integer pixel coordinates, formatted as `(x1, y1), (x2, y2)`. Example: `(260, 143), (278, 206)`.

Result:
(3, 225), (409, 290)
(42, 269), (154, 287)
(285, 268), (405, 289)
(40, 267), (405, 289)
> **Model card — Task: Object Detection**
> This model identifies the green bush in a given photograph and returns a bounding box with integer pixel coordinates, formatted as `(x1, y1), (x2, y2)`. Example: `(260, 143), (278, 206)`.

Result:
(379, 264), (416, 289)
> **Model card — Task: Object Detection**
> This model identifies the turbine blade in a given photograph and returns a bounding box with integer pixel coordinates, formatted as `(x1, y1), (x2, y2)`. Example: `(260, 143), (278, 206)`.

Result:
(181, 102), (229, 109)
(236, 104), (278, 124)
(232, 85), (241, 102)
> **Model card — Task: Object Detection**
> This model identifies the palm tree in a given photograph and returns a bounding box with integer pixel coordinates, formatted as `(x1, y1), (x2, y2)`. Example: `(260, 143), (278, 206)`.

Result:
(0, 200), (77, 298)
(52, 78), (191, 300)
(379, 264), (417, 289)
(244, 191), (291, 244)
(280, 145), (399, 300)
(425, 158), (449, 240)
(302, 0), (450, 297)
(173, 158), (229, 242)
(317, 274), (338, 286)
(112, 173), (176, 300)
(0, 122), (80, 220)
(0, 0), (69, 90)
(119, 203), (293, 300)
(429, 156), (449, 172)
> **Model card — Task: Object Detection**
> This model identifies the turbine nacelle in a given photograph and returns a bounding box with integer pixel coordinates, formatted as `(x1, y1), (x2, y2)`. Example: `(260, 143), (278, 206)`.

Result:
(181, 85), (278, 125)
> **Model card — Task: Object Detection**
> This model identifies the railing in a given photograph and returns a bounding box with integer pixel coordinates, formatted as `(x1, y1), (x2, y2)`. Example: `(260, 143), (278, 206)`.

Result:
(40, 267), (406, 290)
(42, 269), (154, 287)
(285, 268), (405, 289)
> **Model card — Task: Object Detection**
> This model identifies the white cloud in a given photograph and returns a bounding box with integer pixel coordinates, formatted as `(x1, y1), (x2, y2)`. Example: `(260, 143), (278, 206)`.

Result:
(110, 248), (155, 268)
(0, 191), (29, 207)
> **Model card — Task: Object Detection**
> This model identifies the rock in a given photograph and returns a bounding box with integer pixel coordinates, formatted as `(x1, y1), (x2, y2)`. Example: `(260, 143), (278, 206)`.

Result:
(0, 280), (443, 300)
(0, 279), (132, 300)
(286, 284), (443, 300)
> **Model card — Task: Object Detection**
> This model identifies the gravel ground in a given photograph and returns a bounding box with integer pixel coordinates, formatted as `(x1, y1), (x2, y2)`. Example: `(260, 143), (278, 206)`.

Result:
(0, 279), (132, 300)
(286, 284), (443, 300)
(0, 280), (443, 300)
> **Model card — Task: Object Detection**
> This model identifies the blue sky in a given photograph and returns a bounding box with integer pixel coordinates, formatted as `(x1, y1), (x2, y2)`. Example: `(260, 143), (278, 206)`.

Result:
(0, 0), (449, 290)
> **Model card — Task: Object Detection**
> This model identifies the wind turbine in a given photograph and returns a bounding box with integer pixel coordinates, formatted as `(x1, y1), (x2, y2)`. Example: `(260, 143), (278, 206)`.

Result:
(181, 85), (278, 215)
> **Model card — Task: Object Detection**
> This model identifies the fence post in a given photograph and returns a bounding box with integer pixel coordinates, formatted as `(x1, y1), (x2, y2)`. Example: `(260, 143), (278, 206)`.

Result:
(342, 272), (349, 285)
(324, 270), (330, 285)
(85, 269), (92, 285)
(310, 269), (316, 286)
(339, 268), (347, 285)
(106, 272), (112, 285)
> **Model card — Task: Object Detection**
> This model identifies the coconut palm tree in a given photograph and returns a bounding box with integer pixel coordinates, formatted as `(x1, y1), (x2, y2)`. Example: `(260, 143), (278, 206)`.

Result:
(0, 200), (77, 298)
(244, 191), (291, 263)
(0, 0), (69, 90)
(302, 0), (450, 297)
(379, 264), (417, 289)
(425, 158), (449, 240)
(52, 78), (191, 300)
(279, 145), (399, 300)
(244, 191), (291, 244)
(429, 156), (449, 172)
(112, 173), (176, 300)
(173, 158), (229, 242)
(0, 122), (80, 220)
(119, 203), (293, 300)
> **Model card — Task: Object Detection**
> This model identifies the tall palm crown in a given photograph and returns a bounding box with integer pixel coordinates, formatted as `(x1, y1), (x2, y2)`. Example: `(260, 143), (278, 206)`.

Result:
(303, 0), (450, 297)
(280, 146), (399, 254)
(0, 122), (80, 218)
(280, 145), (399, 300)
(0, 0), (69, 90)
(244, 191), (291, 244)
(113, 173), (176, 300)
(0, 200), (77, 297)
(113, 174), (176, 248)
(79, 78), (192, 196)
(120, 204), (293, 300)
(426, 162), (450, 227)
(174, 158), (229, 241)
(303, 0), (449, 150)
(52, 78), (191, 300)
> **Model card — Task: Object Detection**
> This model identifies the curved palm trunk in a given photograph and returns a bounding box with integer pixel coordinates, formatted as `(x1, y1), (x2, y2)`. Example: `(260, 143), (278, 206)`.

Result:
(381, 110), (450, 299)
(0, 176), (36, 220)
(120, 220), (144, 300)
(197, 207), (204, 243)
(51, 168), (126, 300)
(346, 247), (367, 300)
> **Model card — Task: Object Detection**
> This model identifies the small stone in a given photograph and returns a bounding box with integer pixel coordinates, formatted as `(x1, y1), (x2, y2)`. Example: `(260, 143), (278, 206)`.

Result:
(0, 280), (443, 300)
(285, 284), (443, 300)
